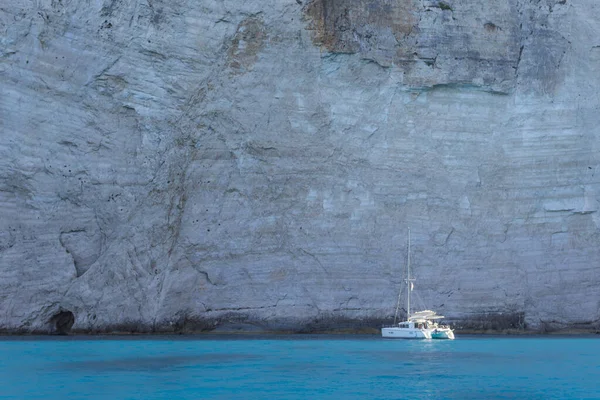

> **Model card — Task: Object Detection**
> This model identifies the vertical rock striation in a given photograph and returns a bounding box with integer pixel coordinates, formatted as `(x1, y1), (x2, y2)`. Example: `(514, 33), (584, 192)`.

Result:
(1, 0), (599, 333)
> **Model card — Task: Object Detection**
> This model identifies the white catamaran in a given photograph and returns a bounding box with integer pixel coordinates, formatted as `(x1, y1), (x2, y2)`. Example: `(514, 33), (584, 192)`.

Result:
(381, 228), (455, 340)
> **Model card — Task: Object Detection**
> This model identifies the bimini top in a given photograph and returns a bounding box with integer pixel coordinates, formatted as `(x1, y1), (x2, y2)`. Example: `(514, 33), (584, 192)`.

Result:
(409, 310), (445, 320)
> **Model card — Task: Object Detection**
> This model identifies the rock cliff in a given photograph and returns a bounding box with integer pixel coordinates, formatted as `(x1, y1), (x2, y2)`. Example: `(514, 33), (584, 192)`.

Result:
(1, 0), (599, 334)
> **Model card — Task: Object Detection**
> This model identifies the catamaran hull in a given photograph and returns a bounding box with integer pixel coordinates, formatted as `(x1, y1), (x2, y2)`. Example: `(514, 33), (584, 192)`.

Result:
(381, 327), (431, 339)
(431, 329), (455, 340)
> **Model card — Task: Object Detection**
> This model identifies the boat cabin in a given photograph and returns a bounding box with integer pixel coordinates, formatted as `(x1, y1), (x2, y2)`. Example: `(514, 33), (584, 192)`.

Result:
(397, 321), (433, 329)
(398, 320), (435, 329)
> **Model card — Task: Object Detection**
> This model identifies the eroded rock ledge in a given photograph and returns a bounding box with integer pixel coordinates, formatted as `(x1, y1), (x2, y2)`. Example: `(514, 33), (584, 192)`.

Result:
(2, 310), (599, 336)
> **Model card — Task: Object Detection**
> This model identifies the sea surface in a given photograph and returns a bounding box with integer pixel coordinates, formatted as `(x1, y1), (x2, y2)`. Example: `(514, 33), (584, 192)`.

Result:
(1, 334), (599, 399)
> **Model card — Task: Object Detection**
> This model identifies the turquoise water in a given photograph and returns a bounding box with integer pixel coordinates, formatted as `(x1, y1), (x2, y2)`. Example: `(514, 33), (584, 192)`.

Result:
(1, 335), (599, 399)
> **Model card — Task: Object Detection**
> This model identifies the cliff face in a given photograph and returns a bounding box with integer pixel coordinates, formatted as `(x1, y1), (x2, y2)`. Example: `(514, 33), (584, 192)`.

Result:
(1, 0), (599, 333)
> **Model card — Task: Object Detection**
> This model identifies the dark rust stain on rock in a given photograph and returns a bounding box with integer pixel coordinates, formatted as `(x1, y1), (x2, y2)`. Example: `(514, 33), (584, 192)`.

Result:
(228, 17), (267, 73)
(303, 0), (523, 93)
(304, 0), (417, 56)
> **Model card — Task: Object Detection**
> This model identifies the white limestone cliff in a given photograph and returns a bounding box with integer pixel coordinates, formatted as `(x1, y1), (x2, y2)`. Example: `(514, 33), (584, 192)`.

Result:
(1, 0), (599, 333)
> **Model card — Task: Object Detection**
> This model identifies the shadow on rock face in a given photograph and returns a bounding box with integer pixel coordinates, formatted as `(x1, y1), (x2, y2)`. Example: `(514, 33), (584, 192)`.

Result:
(49, 310), (75, 335)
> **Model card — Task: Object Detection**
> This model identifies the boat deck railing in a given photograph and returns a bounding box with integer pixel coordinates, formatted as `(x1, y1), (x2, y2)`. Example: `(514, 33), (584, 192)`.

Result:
(382, 324), (453, 329)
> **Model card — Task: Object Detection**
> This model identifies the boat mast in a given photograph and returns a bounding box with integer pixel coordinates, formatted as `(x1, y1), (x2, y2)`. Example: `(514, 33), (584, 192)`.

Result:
(406, 227), (415, 320)
(393, 228), (415, 324)
(393, 281), (402, 325)
(393, 229), (409, 325)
